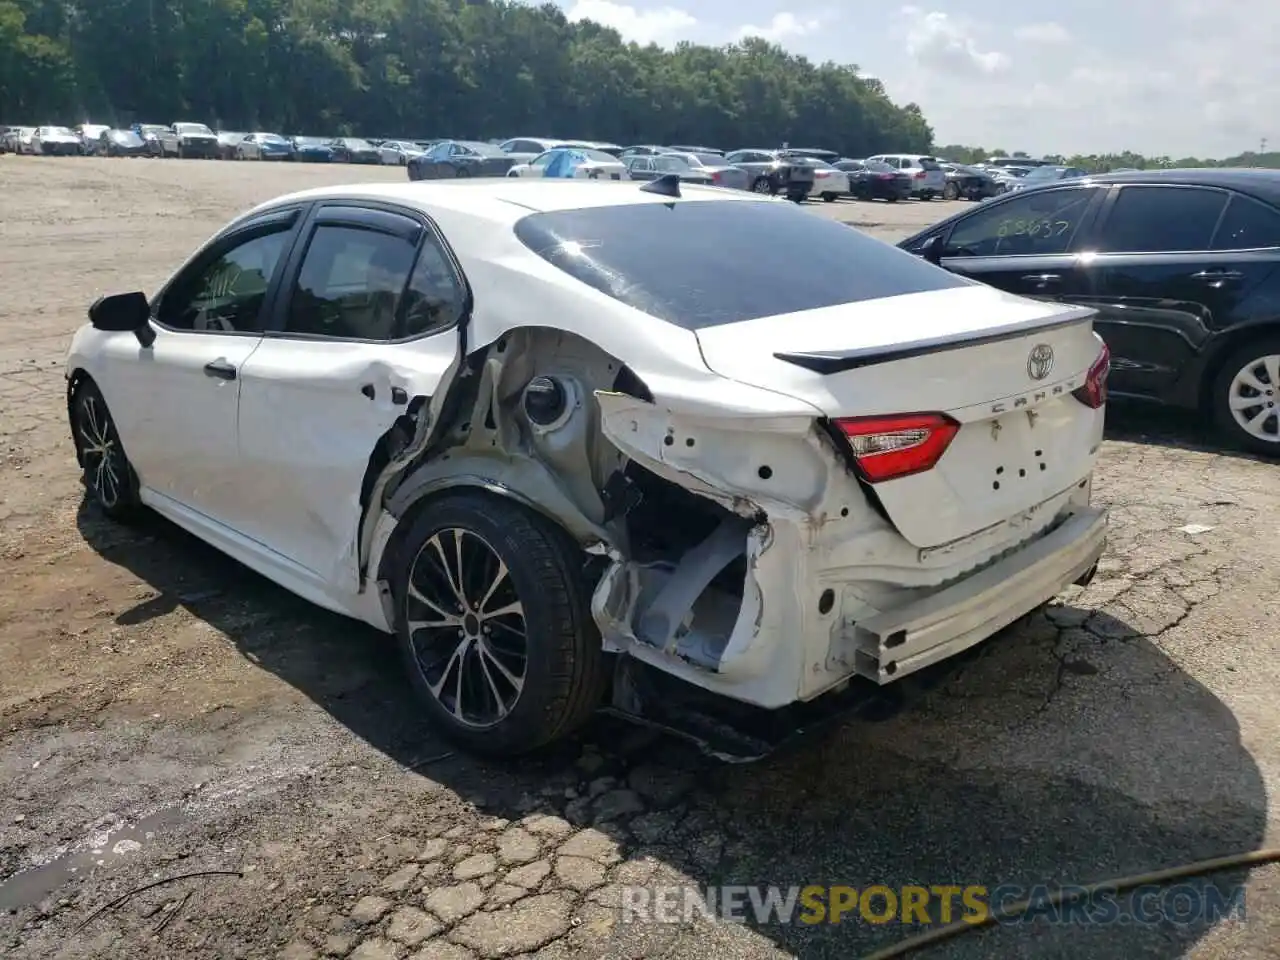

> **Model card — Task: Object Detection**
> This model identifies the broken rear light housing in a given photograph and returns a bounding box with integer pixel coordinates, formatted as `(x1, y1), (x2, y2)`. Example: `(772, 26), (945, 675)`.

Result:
(833, 412), (960, 483)
(1071, 342), (1111, 409)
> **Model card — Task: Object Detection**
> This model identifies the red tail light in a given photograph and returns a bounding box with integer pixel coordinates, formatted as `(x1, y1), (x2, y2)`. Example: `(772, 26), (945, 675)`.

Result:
(1071, 342), (1111, 409)
(711, 171), (722, 182)
(914, 171), (926, 179)
(877, 173), (894, 180)
(833, 413), (960, 483)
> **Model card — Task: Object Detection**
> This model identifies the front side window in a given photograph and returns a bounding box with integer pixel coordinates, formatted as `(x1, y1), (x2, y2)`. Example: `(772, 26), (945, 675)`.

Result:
(1211, 195), (1280, 251)
(286, 226), (418, 340)
(944, 186), (1099, 257)
(1096, 186), (1227, 253)
(156, 226), (292, 332)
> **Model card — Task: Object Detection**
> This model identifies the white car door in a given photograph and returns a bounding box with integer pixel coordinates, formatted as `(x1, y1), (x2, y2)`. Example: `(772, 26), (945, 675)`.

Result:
(93, 206), (303, 524)
(235, 202), (465, 588)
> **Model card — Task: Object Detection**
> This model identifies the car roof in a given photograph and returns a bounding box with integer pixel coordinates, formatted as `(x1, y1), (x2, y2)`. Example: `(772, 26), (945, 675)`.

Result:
(251, 178), (776, 225)
(1081, 167), (1280, 205)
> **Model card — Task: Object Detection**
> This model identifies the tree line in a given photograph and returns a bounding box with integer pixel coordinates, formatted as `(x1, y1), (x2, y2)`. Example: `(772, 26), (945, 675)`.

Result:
(936, 146), (1280, 172)
(0, 0), (933, 157)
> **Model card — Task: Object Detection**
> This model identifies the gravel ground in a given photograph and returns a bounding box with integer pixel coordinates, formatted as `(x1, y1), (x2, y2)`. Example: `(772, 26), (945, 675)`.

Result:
(0, 156), (1277, 960)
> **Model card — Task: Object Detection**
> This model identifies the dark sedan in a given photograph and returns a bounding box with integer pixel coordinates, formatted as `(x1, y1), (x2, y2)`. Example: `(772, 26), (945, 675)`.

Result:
(329, 137), (380, 164)
(899, 168), (1280, 455)
(100, 128), (148, 157)
(835, 159), (912, 202)
(290, 136), (334, 162)
(938, 162), (1001, 200)
(407, 140), (516, 180)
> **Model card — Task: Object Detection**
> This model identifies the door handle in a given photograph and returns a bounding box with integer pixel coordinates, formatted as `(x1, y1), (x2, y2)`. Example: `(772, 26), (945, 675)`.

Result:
(203, 359), (237, 380)
(1020, 273), (1062, 284)
(1190, 269), (1243, 281)
(390, 386), (408, 405)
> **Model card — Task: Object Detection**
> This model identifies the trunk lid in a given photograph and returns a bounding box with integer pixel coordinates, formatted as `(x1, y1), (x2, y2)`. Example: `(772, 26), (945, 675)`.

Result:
(693, 285), (1105, 549)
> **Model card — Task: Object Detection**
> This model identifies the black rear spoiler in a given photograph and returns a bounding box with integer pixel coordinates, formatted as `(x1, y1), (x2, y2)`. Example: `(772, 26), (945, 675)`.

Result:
(773, 307), (1096, 374)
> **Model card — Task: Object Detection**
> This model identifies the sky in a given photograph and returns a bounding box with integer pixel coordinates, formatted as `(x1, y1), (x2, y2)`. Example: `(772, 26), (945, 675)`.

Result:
(554, 0), (1278, 159)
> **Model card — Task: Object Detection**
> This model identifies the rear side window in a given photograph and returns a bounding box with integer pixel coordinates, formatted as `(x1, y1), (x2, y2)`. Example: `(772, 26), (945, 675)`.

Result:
(1096, 186), (1227, 253)
(1211, 195), (1280, 250)
(513, 199), (972, 328)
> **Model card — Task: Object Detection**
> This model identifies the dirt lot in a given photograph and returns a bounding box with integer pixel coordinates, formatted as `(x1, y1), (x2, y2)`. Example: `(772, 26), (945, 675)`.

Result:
(1, 156), (1278, 960)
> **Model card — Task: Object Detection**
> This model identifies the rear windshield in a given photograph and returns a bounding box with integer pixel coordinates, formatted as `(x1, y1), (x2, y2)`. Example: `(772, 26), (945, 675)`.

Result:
(514, 200), (972, 328)
(919, 157), (941, 170)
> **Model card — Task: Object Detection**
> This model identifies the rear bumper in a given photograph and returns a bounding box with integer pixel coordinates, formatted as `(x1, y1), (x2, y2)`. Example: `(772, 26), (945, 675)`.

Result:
(848, 507), (1107, 683)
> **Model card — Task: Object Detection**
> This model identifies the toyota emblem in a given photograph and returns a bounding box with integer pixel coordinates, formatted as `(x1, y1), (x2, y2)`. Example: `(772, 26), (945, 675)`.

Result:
(1027, 343), (1055, 380)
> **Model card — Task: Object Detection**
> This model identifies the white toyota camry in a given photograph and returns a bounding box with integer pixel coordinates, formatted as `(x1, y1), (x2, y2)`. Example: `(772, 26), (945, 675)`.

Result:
(66, 175), (1110, 759)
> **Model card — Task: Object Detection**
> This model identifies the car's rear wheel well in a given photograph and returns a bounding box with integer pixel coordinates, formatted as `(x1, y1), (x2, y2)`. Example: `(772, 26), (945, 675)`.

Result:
(378, 480), (588, 586)
(1197, 324), (1280, 413)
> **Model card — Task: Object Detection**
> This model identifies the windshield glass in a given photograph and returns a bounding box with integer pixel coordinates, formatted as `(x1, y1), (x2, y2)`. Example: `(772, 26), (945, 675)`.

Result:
(577, 148), (618, 164)
(46, 127), (75, 136)
(1025, 166), (1064, 179)
(139, 125), (166, 134)
(457, 141), (506, 157)
(255, 133), (287, 143)
(514, 201), (971, 328)
(176, 124), (212, 134)
(863, 161), (895, 172)
(112, 130), (143, 144)
(688, 153), (724, 166)
(293, 136), (326, 146)
(344, 138), (373, 150)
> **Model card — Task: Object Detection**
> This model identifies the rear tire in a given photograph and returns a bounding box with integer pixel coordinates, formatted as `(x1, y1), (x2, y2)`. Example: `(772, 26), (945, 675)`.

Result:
(822, 192), (837, 203)
(455, 167), (470, 178)
(1210, 337), (1280, 456)
(751, 177), (772, 194)
(70, 379), (142, 521)
(943, 182), (959, 200)
(391, 492), (607, 757)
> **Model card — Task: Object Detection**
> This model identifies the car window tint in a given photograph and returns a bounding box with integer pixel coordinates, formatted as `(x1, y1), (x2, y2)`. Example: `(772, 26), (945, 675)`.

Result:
(514, 200), (972, 328)
(401, 240), (465, 338)
(945, 187), (1099, 257)
(287, 226), (417, 340)
(1211, 195), (1280, 250)
(1097, 186), (1226, 253)
(157, 227), (291, 332)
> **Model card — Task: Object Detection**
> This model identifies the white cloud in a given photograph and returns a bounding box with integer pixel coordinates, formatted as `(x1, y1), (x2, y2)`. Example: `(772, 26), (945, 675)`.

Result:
(1013, 21), (1070, 44)
(900, 6), (1009, 76)
(735, 12), (821, 43)
(564, 0), (697, 47)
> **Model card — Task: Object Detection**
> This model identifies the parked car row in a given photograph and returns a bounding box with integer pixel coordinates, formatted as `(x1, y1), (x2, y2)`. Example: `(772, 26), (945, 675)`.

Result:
(2, 122), (997, 208)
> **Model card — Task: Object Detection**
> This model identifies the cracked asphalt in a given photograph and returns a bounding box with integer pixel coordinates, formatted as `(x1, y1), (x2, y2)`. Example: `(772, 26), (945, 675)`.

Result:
(1, 157), (1278, 960)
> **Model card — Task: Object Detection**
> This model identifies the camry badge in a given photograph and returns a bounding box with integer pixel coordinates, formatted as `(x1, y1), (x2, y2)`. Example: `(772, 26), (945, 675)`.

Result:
(1027, 343), (1055, 381)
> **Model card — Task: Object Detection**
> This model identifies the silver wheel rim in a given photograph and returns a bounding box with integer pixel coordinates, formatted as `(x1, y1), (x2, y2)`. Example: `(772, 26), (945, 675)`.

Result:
(405, 528), (527, 728)
(1228, 354), (1280, 443)
(752, 179), (771, 193)
(77, 394), (123, 508)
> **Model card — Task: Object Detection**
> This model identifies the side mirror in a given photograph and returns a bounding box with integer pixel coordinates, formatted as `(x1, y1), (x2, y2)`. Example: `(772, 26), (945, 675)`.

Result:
(921, 234), (945, 266)
(89, 292), (155, 347)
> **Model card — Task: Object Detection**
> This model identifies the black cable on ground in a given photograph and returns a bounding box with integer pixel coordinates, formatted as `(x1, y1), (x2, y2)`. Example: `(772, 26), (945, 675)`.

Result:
(860, 847), (1280, 960)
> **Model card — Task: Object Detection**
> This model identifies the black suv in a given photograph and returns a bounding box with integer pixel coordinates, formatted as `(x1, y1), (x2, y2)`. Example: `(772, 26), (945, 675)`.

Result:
(899, 169), (1280, 455)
